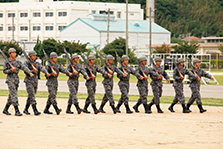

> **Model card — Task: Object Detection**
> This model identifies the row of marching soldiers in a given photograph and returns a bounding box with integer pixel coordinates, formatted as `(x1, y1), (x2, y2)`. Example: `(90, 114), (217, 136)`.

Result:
(2, 48), (214, 116)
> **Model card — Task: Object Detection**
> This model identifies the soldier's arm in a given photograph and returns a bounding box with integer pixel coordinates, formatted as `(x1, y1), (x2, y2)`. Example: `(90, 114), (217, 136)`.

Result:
(79, 64), (89, 79)
(19, 61), (31, 74)
(114, 66), (124, 76)
(67, 64), (72, 73)
(38, 63), (48, 74)
(173, 68), (181, 81)
(59, 65), (70, 76)
(163, 69), (170, 80)
(3, 61), (13, 74)
(135, 67), (143, 80)
(201, 69), (212, 79)
(96, 65), (108, 76)
(186, 69), (198, 80)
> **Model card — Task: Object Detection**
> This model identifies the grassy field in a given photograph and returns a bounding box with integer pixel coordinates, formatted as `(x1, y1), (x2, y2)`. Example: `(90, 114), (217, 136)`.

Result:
(0, 89), (222, 107)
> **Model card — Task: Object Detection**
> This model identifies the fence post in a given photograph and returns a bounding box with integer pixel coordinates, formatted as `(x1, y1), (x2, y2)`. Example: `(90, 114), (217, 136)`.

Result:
(216, 54), (218, 71)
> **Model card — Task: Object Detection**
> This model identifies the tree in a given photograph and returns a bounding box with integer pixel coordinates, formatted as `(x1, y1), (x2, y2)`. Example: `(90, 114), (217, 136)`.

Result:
(0, 40), (22, 57)
(171, 37), (183, 44)
(62, 40), (89, 55)
(219, 44), (223, 55)
(172, 41), (199, 54)
(154, 43), (172, 53)
(33, 36), (42, 57)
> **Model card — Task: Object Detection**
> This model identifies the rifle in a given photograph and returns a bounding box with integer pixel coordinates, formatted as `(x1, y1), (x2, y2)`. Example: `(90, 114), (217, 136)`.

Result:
(0, 49), (15, 69)
(42, 49), (56, 74)
(22, 50), (36, 70)
(187, 58), (200, 80)
(64, 48), (77, 74)
(173, 58), (183, 78)
(135, 57), (147, 78)
(115, 51), (127, 74)
(80, 54), (95, 78)
(98, 54), (112, 73)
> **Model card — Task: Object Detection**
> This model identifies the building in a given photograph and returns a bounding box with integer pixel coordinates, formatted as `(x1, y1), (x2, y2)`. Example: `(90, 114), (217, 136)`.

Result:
(202, 36), (223, 44)
(0, 0), (147, 41)
(182, 36), (204, 43)
(59, 14), (171, 57)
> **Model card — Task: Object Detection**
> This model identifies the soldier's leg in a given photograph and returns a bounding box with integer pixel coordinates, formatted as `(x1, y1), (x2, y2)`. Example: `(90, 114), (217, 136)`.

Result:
(89, 85), (100, 114)
(9, 83), (22, 116)
(133, 85), (144, 113)
(66, 81), (75, 114)
(31, 83), (41, 115)
(106, 84), (117, 114)
(123, 85), (133, 114)
(2, 93), (12, 115)
(73, 83), (83, 114)
(99, 84), (109, 113)
(83, 85), (94, 113)
(148, 85), (158, 112)
(116, 84), (125, 112)
(168, 86), (179, 112)
(194, 87), (206, 113)
(155, 87), (164, 113)
(177, 85), (190, 113)
(51, 85), (62, 115)
(44, 85), (54, 114)
(186, 87), (196, 112)
(24, 82), (34, 115)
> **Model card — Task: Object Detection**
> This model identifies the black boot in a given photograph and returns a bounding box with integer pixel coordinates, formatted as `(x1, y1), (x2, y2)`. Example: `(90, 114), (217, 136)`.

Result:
(3, 103), (11, 115)
(147, 102), (154, 113)
(124, 103), (133, 114)
(74, 103), (83, 114)
(53, 104), (62, 115)
(182, 104), (190, 113)
(44, 104), (53, 114)
(23, 103), (30, 115)
(156, 105), (164, 113)
(66, 104), (74, 114)
(14, 105), (22, 116)
(198, 104), (207, 113)
(133, 102), (140, 113)
(116, 103), (122, 113)
(83, 103), (90, 113)
(111, 105), (117, 114)
(99, 102), (106, 113)
(143, 104), (152, 114)
(186, 103), (192, 113)
(92, 104), (100, 114)
(168, 103), (176, 112)
(32, 104), (41, 116)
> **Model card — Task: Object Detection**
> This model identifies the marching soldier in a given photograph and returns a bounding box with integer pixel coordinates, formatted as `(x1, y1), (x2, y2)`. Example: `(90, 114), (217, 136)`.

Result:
(147, 57), (170, 113)
(99, 55), (127, 114)
(133, 56), (160, 113)
(23, 51), (50, 115)
(186, 58), (214, 113)
(168, 58), (198, 113)
(83, 54), (112, 114)
(66, 53), (90, 114)
(44, 52), (72, 115)
(2, 48), (34, 116)
(116, 55), (141, 114)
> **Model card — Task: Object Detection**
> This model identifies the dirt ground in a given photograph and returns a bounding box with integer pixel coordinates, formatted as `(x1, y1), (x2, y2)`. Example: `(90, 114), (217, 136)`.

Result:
(0, 96), (222, 149)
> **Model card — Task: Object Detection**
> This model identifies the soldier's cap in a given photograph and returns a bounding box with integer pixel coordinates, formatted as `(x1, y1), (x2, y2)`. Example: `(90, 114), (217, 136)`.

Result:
(177, 58), (184, 63)
(154, 57), (162, 62)
(106, 55), (114, 60)
(8, 48), (16, 54)
(71, 53), (79, 59)
(121, 55), (129, 61)
(29, 51), (37, 56)
(50, 52), (58, 58)
(88, 54), (96, 60)
(193, 58), (200, 63)
(139, 56), (147, 62)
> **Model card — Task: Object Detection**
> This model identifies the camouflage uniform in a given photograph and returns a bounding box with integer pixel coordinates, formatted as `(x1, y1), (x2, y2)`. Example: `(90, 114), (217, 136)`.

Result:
(187, 67), (212, 113)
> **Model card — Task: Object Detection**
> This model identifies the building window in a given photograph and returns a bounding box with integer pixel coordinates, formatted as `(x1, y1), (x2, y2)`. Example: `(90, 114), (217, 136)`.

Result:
(45, 12), (53, 17)
(0, 13), (3, 18)
(33, 12), (41, 17)
(8, 26), (15, 31)
(117, 12), (121, 18)
(130, 13), (134, 16)
(8, 13), (15, 18)
(0, 27), (3, 31)
(20, 26), (28, 31)
(20, 13), (28, 17)
(92, 10), (96, 14)
(58, 12), (67, 17)
(45, 26), (53, 31)
(58, 26), (66, 30)
(33, 26), (41, 31)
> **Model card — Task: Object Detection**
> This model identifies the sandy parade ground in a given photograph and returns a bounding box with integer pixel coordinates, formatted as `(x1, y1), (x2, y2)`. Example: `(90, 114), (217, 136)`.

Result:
(0, 96), (223, 149)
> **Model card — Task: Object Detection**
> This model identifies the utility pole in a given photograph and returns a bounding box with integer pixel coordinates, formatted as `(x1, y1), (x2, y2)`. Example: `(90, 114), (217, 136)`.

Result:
(12, 15), (14, 41)
(126, 0), (128, 56)
(107, 8), (110, 45)
(149, 7), (152, 65)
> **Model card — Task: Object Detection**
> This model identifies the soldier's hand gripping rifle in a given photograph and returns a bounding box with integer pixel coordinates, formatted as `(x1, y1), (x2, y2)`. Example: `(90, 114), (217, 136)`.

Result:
(80, 53), (95, 79)
(43, 49), (56, 74)
(22, 50), (37, 70)
(115, 51), (127, 74)
(64, 48), (78, 75)
(0, 49), (16, 69)
(98, 53), (113, 74)
(135, 57), (147, 78)
(173, 58), (183, 78)
(187, 58), (201, 80)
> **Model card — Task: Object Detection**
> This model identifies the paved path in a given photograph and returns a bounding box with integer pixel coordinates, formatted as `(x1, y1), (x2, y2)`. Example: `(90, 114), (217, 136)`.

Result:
(0, 79), (222, 98)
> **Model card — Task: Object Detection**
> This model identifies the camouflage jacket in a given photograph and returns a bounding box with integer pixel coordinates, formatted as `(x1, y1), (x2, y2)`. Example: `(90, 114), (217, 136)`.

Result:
(67, 63), (88, 80)
(117, 65), (140, 83)
(3, 58), (31, 84)
(102, 64), (123, 85)
(150, 66), (170, 87)
(85, 64), (107, 84)
(189, 68), (212, 87)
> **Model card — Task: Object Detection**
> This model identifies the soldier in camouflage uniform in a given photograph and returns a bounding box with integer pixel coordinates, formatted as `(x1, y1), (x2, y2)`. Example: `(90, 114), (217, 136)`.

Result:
(133, 56), (160, 113)
(23, 51), (50, 115)
(99, 55), (127, 114)
(168, 58), (198, 113)
(2, 48), (34, 116)
(116, 55), (141, 114)
(147, 57), (170, 113)
(66, 53), (90, 114)
(83, 54), (112, 114)
(44, 52), (72, 115)
(186, 58), (214, 113)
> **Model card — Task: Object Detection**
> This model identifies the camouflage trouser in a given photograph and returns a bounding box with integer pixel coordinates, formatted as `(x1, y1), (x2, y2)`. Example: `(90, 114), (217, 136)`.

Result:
(137, 85), (148, 105)
(172, 82), (185, 104)
(102, 83), (115, 106)
(25, 81), (38, 105)
(85, 82), (96, 105)
(47, 84), (58, 106)
(151, 84), (162, 105)
(188, 86), (202, 105)
(118, 82), (129, 105)
(67, 79), (79, 105)
(7, 82), (19, 106)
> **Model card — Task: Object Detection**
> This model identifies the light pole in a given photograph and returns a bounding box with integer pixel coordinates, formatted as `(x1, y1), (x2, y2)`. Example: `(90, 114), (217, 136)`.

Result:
(126, 0), (128, 56)
(107, 8), (110, 45)
(149, 7), (155, 65)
